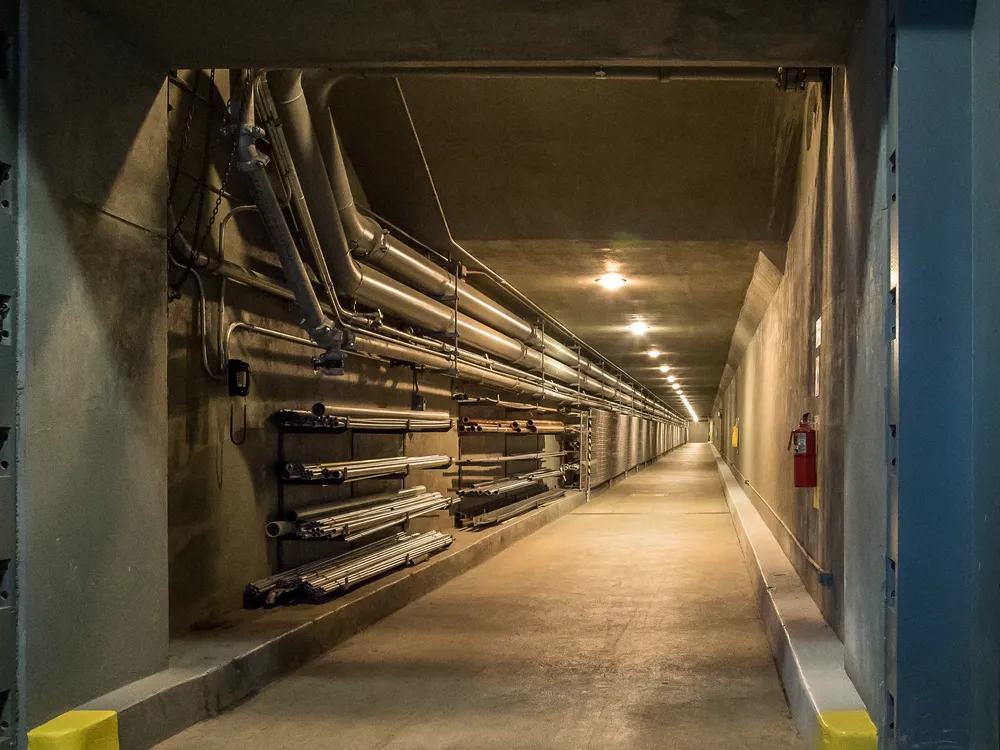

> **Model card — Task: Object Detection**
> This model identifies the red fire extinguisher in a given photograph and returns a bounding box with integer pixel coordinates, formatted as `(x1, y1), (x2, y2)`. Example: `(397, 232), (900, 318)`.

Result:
(788, 413), (817, 488)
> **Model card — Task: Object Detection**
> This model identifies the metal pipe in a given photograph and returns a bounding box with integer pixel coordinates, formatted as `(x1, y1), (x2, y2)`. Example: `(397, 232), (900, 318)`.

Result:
(265, 521), (297, 538)
(208, 251), (682, 423)
(454, 451), (567, 465)
(293, 73), (667, 414)
(311, 402), (451, 423)
(247, 532), (452, 604)
(283, 454), (452, 483)
(298, 71), (676, 417)
(322, 65), (786, 83)
(232, 72), (343, 365)
(286, 487), (426, 522)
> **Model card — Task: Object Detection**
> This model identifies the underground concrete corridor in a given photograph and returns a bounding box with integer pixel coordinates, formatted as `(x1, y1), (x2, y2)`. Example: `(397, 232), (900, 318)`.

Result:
(158, 443), (800, 749)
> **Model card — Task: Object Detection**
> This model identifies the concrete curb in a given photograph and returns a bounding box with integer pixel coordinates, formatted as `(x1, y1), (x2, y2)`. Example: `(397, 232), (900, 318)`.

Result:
(714, 450), (876, 750)
(74, 489), (589, 749)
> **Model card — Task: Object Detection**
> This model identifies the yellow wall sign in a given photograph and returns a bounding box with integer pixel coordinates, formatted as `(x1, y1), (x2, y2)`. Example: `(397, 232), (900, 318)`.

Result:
(731, 423), (739, 448)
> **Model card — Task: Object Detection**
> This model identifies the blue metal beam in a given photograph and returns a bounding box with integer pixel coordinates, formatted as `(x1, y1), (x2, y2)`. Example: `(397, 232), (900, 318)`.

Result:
(891, 0), (976, 746)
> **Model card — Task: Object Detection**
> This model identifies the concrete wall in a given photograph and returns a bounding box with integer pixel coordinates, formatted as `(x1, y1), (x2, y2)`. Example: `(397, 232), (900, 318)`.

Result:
(166, 71), (465, 630)
(19, 0), (169, 729)
(712, 0), (889, 725)
(165, 71), (679, 633)
(687, 423), (710, 443)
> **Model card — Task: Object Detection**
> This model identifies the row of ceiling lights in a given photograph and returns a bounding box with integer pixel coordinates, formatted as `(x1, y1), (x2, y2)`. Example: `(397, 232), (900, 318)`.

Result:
(598, 272), (699, 423)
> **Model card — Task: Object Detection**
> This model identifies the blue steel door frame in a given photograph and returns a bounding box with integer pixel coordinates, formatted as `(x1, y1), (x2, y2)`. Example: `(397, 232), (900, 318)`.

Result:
(887, 1), (994, 747)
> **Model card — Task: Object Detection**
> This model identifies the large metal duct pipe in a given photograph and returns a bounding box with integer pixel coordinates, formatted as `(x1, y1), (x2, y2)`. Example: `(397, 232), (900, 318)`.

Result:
(266, 74), (632, 403)
(231, 74), (343, 371)
(298, 72), (655, 408)
(236, 73), (674, 419)
(200, 248), (675, 419)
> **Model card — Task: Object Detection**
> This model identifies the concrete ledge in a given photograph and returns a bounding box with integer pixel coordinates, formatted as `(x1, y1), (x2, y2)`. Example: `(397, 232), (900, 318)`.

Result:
(72, 490), (588, 749)
(714, 450), (876, 750)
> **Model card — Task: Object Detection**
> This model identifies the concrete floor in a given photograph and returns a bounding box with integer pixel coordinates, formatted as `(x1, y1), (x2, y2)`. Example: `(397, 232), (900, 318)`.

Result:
(159, 443), (800, 749)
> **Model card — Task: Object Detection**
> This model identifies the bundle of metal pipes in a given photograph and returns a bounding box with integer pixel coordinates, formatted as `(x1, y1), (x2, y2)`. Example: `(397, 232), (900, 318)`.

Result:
(273, 409), (453, 432)
(283, 487), (425, 523)
(226, 71), (683, 423)
(470, 488), (566, 528)
(282, 454), (452, 483)
(454, 450), (568, 465)
(267, 491), (452, 543)
(453, 396), (562, 413)
(458, 417), (566, 434)
(244, 531), (453, 607)
(458, 467), (565, 496)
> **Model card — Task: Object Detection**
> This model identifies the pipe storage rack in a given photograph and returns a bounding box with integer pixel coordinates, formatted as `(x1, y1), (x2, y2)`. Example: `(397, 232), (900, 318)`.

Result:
(245, 531), (454, 607)
(268, 403), (456, 581)
(453, 398), (583, 527)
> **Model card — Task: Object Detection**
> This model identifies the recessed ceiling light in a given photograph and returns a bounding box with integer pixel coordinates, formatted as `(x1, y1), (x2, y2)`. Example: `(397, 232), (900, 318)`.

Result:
(659, 365), (670, 373)
(667, 375), (676, 383)
(647, 348), (661, 359)
(672, 383), (680, 390)
(629, 322), (649, 335)
(596, 273), (627, 290)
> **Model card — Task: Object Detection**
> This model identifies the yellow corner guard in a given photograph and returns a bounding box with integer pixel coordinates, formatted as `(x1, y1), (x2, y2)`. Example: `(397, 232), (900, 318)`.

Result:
(28, 711), (118, 750)
(816, 710), (877, 750)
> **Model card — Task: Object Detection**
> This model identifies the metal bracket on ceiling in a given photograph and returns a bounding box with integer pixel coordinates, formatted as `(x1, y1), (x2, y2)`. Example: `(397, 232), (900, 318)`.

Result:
(777, 67), (826, 92)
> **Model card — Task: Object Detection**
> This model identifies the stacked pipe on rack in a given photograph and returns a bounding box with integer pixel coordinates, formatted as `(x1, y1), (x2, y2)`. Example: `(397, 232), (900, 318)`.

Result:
(452, 396), (562, 413)
(470, 488), (566, 528)
(458, 467), (565, 496)
(282, 454), (452, 483)
(454, 451), (567, 465)
(244, 531), (453, 607)
(268, 491), (452, 542)
(458, 417), (567, 434)
(283, 486), (426, 522)
(273, 404), (453, 432)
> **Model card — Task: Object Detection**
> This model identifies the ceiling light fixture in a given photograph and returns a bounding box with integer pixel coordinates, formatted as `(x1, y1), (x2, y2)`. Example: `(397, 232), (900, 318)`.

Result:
(647, 348), (661, 359)
(681, 395), (700, 423)
(667, 375), (676, 383)
(596, 273), (627, 291)
(659, 365), (670, 373)
(629, 322), (649, 335)
(671, 383), (680, 390)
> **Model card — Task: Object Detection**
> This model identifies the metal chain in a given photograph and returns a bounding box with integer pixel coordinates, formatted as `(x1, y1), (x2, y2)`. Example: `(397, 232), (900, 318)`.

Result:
(167, 71), (199, 206)
(170, 70), (241, 298)
(168, 69), (217, 246)
(194, 71), (250, 258)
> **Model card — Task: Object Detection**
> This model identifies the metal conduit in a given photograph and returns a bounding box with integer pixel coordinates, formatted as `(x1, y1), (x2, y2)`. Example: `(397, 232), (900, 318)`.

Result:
(320, 66), (789, 83)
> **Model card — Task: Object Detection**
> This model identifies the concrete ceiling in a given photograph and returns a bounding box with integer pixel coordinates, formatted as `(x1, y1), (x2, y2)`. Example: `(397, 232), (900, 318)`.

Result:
(387, 77), (804, 416)
(75, 0), (863, 68)
(460, 239), (785, 417)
